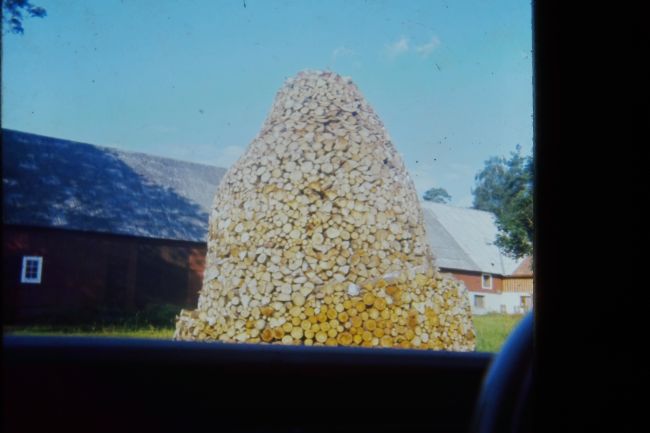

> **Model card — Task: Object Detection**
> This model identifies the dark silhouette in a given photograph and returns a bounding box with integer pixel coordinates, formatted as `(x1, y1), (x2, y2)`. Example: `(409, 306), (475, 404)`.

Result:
(2, 0), (46, 34)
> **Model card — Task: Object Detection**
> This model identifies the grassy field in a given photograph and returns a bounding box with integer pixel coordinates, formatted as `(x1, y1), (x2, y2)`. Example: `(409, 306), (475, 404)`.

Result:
(5, 325), (174, 339)
(4, 314), (524, 352)
(472, 313), (525, 352)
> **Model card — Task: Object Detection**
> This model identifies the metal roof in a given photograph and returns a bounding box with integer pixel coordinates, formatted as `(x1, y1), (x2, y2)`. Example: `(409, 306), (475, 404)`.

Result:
(421, 201), (522, 276)
(2, 129), (226, 242)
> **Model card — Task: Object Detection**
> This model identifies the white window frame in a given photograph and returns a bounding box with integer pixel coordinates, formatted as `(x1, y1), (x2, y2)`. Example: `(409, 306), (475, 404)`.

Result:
(21, 256), (43, 284)
(481, 273), (493, 289)
(474, 295), (485, 308)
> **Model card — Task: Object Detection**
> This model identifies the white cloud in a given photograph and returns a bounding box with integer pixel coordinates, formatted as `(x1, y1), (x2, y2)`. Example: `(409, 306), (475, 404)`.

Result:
(415, 36), (441, 58)
(385, 36), (409, 58)
(214, 145), (245, 168)
(330, 46), (362, 69)
(331, 46), (354, 61)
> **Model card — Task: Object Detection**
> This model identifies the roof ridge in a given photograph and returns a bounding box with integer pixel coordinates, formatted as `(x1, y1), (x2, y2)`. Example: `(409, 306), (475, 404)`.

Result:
(2, 129), (226, 242)
(1, 128), (224, 170)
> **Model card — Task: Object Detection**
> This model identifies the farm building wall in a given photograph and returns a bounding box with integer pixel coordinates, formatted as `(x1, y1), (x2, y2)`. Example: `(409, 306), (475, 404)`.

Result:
(440, 269), (504, 294)
(468, 292), (533, 315)
(502, 276), (533, 293)
(440, 269), (533, 315)
(2, 225), (207, 325)
(3, 225), (533, 323)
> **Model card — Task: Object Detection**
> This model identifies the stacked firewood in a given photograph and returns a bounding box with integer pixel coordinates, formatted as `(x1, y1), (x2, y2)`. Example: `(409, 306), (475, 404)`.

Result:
(174, 70), (475, 351)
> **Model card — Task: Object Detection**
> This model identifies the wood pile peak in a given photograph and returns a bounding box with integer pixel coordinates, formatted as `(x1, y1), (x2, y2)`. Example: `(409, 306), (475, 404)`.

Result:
(175, 70), (476, 351)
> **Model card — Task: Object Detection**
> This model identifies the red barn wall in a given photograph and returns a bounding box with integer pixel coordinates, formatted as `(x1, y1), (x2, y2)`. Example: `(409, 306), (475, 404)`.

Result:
(2, 225), (207, 324)
(3, 226), (511, 323)
(439, 268), (503, 294)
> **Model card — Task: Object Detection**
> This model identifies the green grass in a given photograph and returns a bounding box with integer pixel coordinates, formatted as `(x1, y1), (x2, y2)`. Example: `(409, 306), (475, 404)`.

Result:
(4, 314), (524, 352)
(4, 325), (174, 339)
(472, 313), (525, 352)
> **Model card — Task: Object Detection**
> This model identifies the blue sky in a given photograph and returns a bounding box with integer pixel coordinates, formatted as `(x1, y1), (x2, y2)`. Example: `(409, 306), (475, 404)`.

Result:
(2, 0), (532, 207)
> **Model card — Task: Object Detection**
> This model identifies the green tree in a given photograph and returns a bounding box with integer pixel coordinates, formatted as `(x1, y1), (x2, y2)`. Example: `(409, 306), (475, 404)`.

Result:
(472, 145), (533, 259)
(423, 187), (452, 204)
(2, 0), (46, 34)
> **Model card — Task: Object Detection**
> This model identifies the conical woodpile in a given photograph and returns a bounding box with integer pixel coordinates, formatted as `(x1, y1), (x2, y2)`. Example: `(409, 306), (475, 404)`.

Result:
(174, 70), (475, 351)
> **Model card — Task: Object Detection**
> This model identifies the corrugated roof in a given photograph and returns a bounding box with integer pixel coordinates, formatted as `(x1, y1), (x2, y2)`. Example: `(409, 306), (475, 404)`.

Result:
(421, 201), (522, 276)
(2, 129), (226, 242)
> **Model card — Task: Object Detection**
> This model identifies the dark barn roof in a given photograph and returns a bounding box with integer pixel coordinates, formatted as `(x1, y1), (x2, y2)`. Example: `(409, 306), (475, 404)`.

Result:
(2, 129), (226, 242)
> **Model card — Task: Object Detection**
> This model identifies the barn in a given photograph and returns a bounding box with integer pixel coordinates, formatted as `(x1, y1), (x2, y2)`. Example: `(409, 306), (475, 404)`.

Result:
(2, 129), (225, 325)
(3, 129), (531, 325)
(421, 201), (533, 314)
